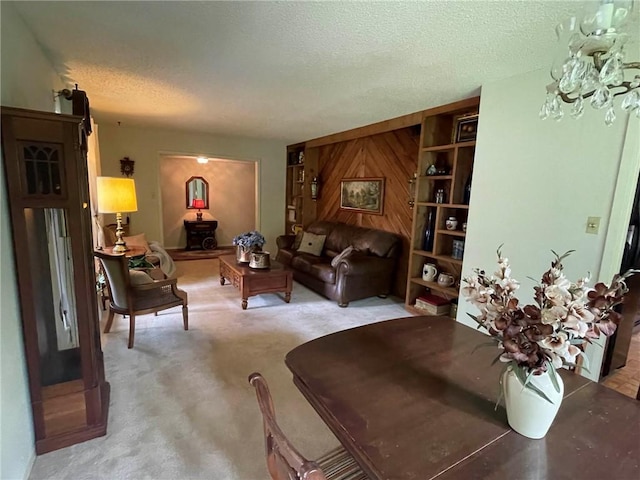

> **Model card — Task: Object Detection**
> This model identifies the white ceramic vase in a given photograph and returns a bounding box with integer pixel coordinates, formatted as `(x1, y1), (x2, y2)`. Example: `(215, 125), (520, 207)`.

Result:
(502, 365), (564, 439)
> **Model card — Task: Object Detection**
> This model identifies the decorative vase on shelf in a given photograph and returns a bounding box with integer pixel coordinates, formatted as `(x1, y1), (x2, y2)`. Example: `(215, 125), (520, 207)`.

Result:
(423, 208), (435, 252)
(463, 173), (472, 205)
(502, 365), (564, 439)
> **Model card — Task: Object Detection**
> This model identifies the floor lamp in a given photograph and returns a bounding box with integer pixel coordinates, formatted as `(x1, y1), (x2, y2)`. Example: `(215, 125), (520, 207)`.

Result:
(97, 176), (138, 253)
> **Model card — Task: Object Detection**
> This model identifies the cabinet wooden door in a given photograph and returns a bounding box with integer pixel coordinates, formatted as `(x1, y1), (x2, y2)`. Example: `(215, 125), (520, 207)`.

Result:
(1, 107), (109, 454)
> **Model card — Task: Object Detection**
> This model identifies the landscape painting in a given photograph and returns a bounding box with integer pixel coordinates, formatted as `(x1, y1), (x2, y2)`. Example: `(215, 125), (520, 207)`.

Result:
(340, 178), (384, 215)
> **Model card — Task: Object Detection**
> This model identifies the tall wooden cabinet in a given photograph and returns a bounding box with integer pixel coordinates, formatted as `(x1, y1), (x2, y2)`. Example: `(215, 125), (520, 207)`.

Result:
(1, 107), (109, 454)
(405, 97), (480, 314)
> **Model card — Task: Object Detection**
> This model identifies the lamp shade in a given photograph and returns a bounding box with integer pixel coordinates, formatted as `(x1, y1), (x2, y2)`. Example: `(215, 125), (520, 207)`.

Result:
(96, 177), (138, 213)
(192, 199), (205, 209)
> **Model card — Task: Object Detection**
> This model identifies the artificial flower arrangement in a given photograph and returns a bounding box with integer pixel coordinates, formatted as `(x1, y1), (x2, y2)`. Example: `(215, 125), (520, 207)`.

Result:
(232, 230), (266, 249)
(462, 247), (634, 402)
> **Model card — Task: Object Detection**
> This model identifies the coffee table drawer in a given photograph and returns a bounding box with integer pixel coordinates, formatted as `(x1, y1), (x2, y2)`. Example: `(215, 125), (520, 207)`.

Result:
(249, 275), (288, 291)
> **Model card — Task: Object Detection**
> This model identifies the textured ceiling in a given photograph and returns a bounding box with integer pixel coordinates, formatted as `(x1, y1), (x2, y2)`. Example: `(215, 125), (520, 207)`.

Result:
(11, 1), (634, 142)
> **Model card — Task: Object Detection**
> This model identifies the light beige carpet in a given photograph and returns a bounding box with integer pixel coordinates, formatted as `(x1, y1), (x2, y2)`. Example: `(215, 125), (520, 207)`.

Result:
(29, 259), (409, 480)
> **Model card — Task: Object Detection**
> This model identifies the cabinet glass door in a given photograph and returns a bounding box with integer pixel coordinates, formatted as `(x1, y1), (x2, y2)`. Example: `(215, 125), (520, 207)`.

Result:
(25, 207), (81, 387)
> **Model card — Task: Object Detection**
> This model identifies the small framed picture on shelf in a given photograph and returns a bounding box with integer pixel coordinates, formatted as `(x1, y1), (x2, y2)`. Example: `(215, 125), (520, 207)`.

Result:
(340, 177), (384, 215)
(453, 113), (479, 143)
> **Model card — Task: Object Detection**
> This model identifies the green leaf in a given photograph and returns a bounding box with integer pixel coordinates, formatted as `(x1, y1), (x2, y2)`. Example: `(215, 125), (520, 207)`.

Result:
(513, 365), (554, 404)
(472, 340), (499, 354)
(547, 362), (561, 394)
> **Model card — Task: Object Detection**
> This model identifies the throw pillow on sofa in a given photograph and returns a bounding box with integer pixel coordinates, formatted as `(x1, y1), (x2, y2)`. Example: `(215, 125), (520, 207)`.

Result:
(297, 232), (326, 256)
(331, 245), (355, 268)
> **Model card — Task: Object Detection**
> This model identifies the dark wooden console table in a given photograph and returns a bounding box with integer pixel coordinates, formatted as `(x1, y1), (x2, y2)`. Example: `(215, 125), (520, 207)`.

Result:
(285, 316), (640, 480)
(184, 220), (218, 250)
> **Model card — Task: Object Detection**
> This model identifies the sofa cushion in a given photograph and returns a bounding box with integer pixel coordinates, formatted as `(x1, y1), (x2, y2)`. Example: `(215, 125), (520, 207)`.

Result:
(352, 229), (399, 258)
(277, 248), (296, 267)
(291, 253), (325, 274)
(331, 245), (355, 268)
(297, 232), (326, 256)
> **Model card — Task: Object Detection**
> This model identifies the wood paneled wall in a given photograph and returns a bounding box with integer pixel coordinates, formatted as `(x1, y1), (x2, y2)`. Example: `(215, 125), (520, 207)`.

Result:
(313, 127), (419, 297)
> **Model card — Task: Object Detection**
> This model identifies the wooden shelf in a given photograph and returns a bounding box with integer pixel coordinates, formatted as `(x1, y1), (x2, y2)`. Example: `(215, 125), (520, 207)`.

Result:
(410, 250), (463, 266)
(437, 229), (466, 237)
(415, 202), (469, 208)
(422, 175), (452, 180)
(411, 249), (434, 257)
(422, 144), (456, 153)
(409, 277), (459, 296)
(420, 140), (475, 153)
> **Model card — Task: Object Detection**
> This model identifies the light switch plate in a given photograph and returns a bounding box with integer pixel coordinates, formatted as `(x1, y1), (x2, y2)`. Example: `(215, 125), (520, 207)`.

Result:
(586, 216), (600, 234)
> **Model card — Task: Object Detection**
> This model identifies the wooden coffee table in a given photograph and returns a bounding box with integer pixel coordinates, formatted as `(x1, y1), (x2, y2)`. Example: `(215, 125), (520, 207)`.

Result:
(218, 254), (292, 310)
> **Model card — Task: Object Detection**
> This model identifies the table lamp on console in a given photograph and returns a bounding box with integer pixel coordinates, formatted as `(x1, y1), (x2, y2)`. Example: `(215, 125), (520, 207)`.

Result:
(192, 198), (205, 221)
(97, 176), (138, 253)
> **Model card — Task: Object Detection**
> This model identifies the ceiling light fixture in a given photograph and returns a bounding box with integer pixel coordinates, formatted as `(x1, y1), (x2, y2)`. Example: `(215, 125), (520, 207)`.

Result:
(541, 0), (639, 125)
(196, 156), (208, 164)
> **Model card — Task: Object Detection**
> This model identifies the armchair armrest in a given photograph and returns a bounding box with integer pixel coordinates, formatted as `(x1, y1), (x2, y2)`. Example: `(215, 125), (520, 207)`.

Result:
(277, 235), (296, 250)
(337, 253), (396, 276)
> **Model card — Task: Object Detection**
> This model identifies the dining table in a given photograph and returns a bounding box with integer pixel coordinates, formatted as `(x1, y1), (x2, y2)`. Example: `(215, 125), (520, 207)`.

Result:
(285, 316), (640, 480)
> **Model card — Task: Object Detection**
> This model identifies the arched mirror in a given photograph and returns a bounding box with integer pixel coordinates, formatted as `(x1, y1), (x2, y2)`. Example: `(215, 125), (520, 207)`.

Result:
(186, 176), (209, 209)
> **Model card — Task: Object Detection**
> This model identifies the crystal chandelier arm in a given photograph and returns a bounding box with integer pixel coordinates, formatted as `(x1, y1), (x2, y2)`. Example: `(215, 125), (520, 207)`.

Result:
(555, 81), (636, 103)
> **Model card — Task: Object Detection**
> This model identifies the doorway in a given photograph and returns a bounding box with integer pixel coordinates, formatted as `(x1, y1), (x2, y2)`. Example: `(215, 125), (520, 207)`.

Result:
(158, 154), (257, 250)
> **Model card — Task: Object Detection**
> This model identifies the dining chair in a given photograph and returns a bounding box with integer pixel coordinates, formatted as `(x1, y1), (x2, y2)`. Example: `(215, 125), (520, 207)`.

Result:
(248, 372), (369, 480)
(95, 250), (188, 348)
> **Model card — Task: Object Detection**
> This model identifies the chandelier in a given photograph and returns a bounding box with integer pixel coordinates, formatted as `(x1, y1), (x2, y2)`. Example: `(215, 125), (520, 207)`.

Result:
(540, 0), (639, 125)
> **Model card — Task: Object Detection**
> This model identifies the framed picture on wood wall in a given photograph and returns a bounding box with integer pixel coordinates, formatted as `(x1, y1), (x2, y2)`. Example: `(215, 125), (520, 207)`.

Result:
(340, 178), (385, 215)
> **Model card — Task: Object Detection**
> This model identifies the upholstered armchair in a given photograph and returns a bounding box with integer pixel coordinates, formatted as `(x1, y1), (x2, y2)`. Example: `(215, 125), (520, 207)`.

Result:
(94, 251), (188, 348)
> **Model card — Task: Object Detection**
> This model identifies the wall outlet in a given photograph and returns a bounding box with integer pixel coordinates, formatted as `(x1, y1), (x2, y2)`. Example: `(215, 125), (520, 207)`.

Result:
(586, 216), (600, 234)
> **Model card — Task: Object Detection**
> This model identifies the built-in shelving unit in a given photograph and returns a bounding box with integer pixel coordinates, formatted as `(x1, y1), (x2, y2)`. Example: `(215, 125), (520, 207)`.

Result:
(285, 144), (305, 233)
(405, 97), (480, 316)
(285, 143), (318, 233)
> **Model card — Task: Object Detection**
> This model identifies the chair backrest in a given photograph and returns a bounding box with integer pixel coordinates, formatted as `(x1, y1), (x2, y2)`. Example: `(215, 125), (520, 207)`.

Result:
(94, 251), (130, 309)
(248, 373), (328, 480)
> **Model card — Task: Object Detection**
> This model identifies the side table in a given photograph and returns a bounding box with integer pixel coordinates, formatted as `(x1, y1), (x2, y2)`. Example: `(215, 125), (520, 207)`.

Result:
(184, 220), (218, 250)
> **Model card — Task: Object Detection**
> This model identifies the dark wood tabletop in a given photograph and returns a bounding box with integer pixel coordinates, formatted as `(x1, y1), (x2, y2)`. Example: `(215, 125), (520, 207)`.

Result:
(285, 316), (640, 480)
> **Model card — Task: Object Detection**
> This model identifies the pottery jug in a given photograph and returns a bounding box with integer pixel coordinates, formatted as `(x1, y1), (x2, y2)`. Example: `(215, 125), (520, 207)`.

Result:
(437, 273), (455, 288)
(422, 263), (438, 282)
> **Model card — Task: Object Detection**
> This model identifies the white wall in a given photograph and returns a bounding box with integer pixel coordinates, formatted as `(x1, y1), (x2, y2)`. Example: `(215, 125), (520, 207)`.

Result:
(97, 124), (286, 253)
(0, 3), (66, 479)
(459, 67), (639, 381)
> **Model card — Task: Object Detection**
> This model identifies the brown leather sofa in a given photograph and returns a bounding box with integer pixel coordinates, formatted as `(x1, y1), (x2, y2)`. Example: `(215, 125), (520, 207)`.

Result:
(276, 221), (401, 307)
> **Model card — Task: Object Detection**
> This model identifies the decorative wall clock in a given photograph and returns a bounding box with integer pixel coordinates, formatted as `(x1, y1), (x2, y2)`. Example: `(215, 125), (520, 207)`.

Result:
(120, 157), (135, 177)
